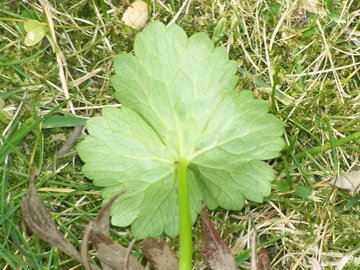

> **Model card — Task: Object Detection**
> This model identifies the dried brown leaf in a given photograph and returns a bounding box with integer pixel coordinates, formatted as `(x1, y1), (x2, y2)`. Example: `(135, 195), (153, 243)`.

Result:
(93, 192), (123, 235)
(21, 170), (82, 264)
(122, 0), (149, 29)
(90, 231), (144, 270)
(257, 248), (272, 270)
(142, 238), (178, 270)
(84, 192), (144, 270)
(200, 208), (238, 270)
(331, 169), (360, 196)
(81, 192), (125, 270)
(93, 193), (123, 270)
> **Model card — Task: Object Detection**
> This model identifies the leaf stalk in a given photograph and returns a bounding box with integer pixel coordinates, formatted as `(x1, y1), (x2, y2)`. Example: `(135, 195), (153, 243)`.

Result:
(177, 159), (192, 270)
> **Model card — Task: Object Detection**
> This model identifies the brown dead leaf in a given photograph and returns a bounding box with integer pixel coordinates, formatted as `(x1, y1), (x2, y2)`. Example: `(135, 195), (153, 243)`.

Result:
(257, 248), (272, 270)
(122, 0), (148, 29)
(21, 169), (83, 264)
(93, 192), (123, 235)
(200, 208), (239, 270)
(331, 169), (360, 196)
(142, 238), (178, 270)
(94, 193), (124, 270)
(22, 169), (144, 270)
(90, 231), (144, 270)
(82, 192), (144, 270)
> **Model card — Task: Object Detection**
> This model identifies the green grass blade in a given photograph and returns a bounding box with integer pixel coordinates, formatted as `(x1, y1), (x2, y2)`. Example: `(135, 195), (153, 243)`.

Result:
(42, 115), (87, 129)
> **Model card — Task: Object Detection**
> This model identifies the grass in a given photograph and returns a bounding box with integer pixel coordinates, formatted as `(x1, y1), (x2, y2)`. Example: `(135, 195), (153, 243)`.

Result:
(0, 0), (359, 269)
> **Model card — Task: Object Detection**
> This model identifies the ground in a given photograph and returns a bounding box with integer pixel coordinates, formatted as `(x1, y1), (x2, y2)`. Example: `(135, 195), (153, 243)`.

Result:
(0, 0), (359, 269)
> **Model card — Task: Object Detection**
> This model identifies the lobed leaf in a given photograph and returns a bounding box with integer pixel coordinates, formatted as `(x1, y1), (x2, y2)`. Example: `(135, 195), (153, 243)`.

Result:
(78, 21), (284, 238)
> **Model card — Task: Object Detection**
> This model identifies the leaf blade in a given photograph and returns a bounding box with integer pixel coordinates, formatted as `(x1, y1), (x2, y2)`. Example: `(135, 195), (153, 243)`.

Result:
(79, 21), (284, 238)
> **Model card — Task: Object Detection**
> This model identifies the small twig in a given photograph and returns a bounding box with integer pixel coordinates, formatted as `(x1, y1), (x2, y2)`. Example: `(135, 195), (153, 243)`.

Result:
(124, 239), (137, 270)
(43, 126), (84, 171)
(56, 126), (84, 158)
(81, 221), (94, 270)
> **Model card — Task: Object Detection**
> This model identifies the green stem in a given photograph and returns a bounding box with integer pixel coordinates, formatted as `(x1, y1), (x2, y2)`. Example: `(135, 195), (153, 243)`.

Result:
(177, 159), (192, 270)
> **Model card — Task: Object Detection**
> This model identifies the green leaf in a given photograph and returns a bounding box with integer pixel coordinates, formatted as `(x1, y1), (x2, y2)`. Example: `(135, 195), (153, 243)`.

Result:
(212, 18), (226, 45)
(273, 180), (292, 193)
(24, 20), (46, 47)
(78, 21), (284, 238)
(293, 185), (314, 200)
(0, 98), (12, 124)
